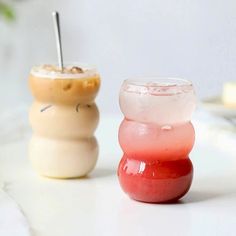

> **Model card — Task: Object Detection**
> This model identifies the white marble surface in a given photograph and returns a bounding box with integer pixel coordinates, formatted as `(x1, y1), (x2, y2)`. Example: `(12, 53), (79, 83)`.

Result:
(0, 111), (236, 236)
(0, 188), (31, 236)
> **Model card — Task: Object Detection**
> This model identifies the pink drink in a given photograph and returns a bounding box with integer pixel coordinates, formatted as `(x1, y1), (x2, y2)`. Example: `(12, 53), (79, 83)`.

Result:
(119, 120), (195, 161)
(118, 78), (196, 203)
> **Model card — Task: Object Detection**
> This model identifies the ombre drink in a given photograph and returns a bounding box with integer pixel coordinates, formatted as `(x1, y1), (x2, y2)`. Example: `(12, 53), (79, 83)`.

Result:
(118, 78), (196, 203)
(29, 64), (100, 178)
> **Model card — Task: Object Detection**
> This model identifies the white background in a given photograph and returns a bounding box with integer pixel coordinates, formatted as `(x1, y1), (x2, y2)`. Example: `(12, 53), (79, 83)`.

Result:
(1, 0), (236, 114)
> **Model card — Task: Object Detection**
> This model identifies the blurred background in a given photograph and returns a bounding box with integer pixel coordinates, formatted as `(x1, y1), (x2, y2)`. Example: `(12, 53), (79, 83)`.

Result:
(0, 0), (236, 114)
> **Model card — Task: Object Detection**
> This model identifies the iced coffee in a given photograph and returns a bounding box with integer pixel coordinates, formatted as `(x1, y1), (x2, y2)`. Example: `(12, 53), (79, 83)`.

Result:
(29, 64), (100, 178)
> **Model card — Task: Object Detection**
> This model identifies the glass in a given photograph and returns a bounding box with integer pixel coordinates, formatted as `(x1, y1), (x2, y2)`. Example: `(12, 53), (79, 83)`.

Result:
(29, 64), (100, 178)
(118, 77), (196, 203)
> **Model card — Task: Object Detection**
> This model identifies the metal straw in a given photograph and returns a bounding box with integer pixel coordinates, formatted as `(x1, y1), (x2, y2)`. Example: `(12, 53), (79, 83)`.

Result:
(52, 11), (64, 71)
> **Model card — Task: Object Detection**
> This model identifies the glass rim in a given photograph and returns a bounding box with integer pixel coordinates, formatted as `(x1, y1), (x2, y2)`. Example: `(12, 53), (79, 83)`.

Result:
(30, 62), (98, 79)
(123, 77), (193, 88)
(31, 62), (97, 69)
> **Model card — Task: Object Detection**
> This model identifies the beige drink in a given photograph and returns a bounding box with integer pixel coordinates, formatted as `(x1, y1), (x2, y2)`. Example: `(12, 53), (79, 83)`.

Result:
(29, 64), (100, 178)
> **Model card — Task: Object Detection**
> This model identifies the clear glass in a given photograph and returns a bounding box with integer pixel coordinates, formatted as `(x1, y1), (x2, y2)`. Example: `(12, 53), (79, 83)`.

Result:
(120, 77), (196, 124)
(118, 77), (196, 203)
(29, 63), (100, 178)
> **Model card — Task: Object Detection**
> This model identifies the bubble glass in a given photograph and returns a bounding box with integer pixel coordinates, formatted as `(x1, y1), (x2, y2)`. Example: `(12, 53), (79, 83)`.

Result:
(118, 78), (196, 203)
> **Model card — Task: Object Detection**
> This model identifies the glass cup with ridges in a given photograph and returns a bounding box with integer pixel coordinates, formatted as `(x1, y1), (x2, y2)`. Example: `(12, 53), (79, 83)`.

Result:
(29, 64), (100, 178)
(118, 78), (196, 203)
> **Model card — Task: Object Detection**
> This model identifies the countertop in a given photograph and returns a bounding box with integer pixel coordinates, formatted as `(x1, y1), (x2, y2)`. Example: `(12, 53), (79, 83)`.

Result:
(0, 111), (236, 236)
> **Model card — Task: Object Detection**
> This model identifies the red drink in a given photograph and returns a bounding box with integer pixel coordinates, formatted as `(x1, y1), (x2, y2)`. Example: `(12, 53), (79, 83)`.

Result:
(118, 78), (196, 203)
